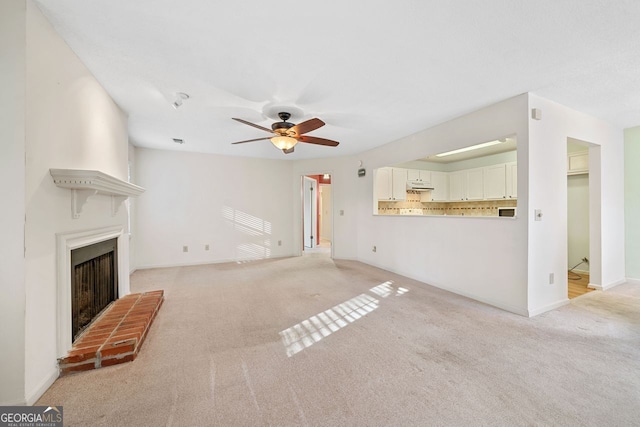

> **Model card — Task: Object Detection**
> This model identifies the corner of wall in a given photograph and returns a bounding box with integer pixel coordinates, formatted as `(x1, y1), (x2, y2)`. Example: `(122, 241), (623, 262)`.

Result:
(624, 126), (640, 279)
(25, 368), (58, 406)
(0, 0), (27, 407)
(526, 93), (625, 315)
(527, 298), (570, 317)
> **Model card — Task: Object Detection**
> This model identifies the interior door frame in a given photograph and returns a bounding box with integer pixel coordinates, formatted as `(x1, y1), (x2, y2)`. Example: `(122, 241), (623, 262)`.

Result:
(565, 137), (602, 291)
(303, 176), (316, 249)
(299, 172), (334, 258)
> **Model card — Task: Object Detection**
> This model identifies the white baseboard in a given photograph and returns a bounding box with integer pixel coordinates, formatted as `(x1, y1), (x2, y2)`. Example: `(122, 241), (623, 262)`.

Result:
(332, 256), (358, 261)
(625, 278), (640, 286)
(25, 368), (58, 406)
(528, 298), (570, 317)
(0, 397), (27, 406)
(135, 254), (295, 270)
(570, 268), (589, 275)
(356, 259), (529, 317)
(605, 278), (628, 290)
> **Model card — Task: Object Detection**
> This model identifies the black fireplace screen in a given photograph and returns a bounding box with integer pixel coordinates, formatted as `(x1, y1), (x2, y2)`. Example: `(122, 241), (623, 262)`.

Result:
(71, 238), (118, 341)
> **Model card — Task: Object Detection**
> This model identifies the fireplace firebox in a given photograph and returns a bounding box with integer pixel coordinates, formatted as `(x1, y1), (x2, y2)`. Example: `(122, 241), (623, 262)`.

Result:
(71, 238), (118, 341)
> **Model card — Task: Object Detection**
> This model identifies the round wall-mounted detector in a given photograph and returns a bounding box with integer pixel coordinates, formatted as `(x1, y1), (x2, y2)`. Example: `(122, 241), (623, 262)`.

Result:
(172, 93), (190, 109)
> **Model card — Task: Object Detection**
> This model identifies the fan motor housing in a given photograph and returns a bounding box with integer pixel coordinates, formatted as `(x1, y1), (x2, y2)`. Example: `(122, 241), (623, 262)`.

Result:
(272, 121), (294, 132)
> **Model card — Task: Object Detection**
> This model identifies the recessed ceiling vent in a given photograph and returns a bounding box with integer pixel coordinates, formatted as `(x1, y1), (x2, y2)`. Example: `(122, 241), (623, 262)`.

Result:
(172, 138), (184, 144)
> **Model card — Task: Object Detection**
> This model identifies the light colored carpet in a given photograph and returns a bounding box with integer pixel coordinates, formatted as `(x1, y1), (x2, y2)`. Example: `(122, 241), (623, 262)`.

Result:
(38, 256), (640, 426)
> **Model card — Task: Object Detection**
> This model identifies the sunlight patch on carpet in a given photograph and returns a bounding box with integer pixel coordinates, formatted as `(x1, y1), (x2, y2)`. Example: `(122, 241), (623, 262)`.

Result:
(280, 281), (410, 357)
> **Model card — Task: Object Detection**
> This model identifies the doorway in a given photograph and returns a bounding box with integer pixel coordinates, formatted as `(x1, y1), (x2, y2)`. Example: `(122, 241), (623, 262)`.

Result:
(303, 176), (317, 249)
(566, 138), (596, 298)
(302, 174), (332, 256)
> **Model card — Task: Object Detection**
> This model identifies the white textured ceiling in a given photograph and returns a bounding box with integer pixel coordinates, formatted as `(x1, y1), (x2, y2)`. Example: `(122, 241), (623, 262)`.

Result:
(34, 0), (640, 160)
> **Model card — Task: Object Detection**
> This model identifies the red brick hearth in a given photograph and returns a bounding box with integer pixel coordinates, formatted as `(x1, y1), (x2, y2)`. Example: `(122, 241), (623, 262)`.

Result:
(58, 290), (164, 375)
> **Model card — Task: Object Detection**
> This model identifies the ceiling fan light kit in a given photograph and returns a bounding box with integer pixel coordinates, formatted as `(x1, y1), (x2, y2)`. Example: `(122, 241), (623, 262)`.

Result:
(271, 135), (297, 150)
(231, 111), (339, 154)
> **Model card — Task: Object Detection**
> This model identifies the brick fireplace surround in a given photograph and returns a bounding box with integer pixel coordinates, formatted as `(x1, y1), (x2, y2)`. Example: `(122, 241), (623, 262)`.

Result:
(58, 290), (164, 375)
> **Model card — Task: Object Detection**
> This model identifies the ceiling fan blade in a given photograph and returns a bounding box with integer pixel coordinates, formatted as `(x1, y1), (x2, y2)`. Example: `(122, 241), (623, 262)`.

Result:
(289, 118), (325, 136)
(283, 147), (295, 154)
(231, 137), (272, 144)
(232, 118), (274, 134)
(298, 135), (339, 147)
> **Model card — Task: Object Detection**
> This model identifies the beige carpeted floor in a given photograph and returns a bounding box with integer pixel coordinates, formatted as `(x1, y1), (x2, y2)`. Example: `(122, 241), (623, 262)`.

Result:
(38, 255), (640, 426)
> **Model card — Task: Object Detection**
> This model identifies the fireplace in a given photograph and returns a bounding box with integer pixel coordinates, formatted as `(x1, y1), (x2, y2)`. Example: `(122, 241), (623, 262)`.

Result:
(56, 226), (129, 357)
(71, 238), (118, 341)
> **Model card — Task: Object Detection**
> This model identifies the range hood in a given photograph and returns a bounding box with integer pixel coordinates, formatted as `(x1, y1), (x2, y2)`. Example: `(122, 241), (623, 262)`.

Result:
(406, 180), (434, 191)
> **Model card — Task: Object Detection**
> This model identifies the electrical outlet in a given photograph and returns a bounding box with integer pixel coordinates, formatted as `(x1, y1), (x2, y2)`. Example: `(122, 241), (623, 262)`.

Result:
(183, 246), (188, 253)
(278, 240), (282, 246)
(205, 244), (209, 251)
(340, 210), (345, 216)
(372, 246), (377, 253)
(549, 273), (554, 284)
(534, 209), (543, 221)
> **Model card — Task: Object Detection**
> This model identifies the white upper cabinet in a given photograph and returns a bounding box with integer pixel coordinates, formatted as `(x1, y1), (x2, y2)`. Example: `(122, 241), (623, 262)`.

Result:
(429, 171), (449, 201)
(392, 168), (408, 201)
(376, 167), (392, 200)
(378, 161), (518, 204)
(466, 168), (484, 200)
(506, 162), (517, 199)
(568, 151), (588, 175)
(483, 164), (507, 199)
(407, 169), (431, 182)
(376, 167), (407, 201)
(448, 171), (466, 201)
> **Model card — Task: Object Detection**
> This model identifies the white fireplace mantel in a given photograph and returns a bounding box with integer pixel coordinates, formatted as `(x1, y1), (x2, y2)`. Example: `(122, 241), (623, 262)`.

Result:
(50, 169), (145, 219)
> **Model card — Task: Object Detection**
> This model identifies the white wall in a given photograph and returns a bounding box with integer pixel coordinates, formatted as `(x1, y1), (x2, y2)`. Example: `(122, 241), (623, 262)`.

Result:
(134, 148), (295, 268)
(0, 0), (27, 406)
(625, 126), (640, 280)
(357, 95), (530, 315)
(22, 1), (130, 404)
(292, 155), (363, 260)
(567, 174), (590, 272)
(292, 95), (530, 314)
(128, 143), (138, 272)
(292, 94), (625, 316)
(396, 150), (517, 172)
(527, 94), (625, 313)
(320, 184), (332, 241)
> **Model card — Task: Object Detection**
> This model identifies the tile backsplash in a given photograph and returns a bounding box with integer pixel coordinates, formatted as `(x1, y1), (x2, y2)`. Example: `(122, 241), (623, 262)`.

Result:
(378, 191), (516, 216)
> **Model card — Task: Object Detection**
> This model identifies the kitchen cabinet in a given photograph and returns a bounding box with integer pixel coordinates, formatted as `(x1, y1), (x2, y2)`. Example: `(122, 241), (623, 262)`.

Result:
(568, 151), (588, 175)
(506, 162), (517, 199)
(483, 163), (517, 200)
(407, 169), (431, 182)
(466, 168), (484, 200)
(449, 168), (484, 201)
(376, 167), (407, 201)
(483, 164), (507, 199)
(448, 171), (466, 201)
(429, 171), (449, 201)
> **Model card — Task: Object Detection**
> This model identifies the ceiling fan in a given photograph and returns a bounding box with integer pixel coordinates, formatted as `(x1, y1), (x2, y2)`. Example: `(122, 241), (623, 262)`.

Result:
(231, 112), (340, 154)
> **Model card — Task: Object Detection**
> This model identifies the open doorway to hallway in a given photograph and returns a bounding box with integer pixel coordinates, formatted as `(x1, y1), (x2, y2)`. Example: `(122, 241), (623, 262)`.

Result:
(302, 174), (332, 256)
(567, 139), (595, 299)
